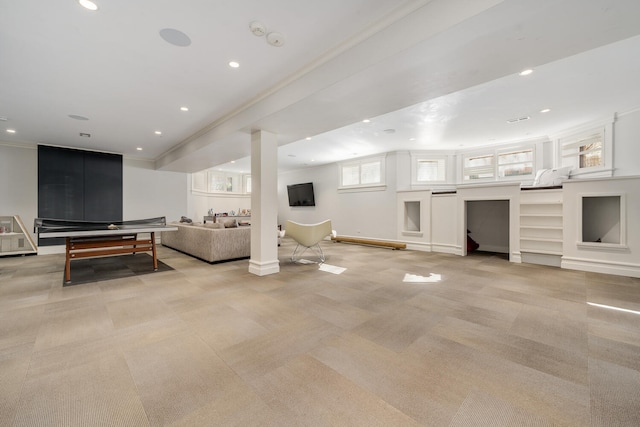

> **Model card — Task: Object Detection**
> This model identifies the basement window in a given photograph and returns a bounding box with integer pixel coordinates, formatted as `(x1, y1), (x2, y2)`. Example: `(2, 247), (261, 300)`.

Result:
(339, 155), (386, 190)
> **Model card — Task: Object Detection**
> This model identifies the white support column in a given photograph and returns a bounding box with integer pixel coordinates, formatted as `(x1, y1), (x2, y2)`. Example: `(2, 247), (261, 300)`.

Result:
(248, 130), (280, 276)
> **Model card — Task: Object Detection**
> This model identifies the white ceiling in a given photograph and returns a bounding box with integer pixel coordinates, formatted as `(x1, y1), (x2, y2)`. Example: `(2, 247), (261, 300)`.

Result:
(2, 0), (640, 174)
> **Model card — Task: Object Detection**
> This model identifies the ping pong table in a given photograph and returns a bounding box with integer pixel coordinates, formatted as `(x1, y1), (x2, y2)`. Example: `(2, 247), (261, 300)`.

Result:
(34, 217), (177, 283)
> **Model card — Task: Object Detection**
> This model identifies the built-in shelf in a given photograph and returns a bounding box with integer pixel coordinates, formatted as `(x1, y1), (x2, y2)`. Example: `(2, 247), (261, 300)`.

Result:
(404, 201), (421, 233)
(520, 189), (563, 263)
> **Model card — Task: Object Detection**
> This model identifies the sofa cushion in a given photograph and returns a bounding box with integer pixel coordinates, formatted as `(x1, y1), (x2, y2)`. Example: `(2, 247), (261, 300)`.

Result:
(203, 222), (224, 229)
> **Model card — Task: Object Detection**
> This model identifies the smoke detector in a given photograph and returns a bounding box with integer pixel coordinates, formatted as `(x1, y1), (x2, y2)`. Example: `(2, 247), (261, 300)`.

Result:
(266, 32), (285, 47)
(250, 21), (266, 37)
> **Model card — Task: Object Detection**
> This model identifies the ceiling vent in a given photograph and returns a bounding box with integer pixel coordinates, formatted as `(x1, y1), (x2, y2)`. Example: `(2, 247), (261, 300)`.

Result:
(507, 116), (530, 123)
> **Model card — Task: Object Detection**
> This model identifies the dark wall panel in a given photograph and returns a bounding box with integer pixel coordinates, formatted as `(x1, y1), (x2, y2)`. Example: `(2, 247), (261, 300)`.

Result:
(84, 152), (123, 221)
(38, 146), (123, 245)
(38, 146), (85, 221)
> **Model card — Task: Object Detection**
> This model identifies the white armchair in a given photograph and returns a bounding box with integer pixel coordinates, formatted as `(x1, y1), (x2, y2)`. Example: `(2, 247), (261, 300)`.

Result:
(285, 219), (333, 263)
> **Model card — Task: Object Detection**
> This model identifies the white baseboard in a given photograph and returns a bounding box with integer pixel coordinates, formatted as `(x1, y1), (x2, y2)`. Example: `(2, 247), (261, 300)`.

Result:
(521, 252), (561, 267)
(431, 243), (459, 255)
(562, 257), (640, 278)
(248, 259), (280, 276)
(38, 245), (65, 255)
(404, 241), (431, 252)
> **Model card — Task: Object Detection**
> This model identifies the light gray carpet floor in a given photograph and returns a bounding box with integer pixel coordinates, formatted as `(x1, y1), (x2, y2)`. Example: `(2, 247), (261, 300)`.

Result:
(1, 238), (639, 426)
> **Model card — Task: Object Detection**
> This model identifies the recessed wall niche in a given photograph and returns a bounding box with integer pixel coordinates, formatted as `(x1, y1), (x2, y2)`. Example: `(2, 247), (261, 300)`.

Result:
(581, 195), (623, 245)
(404, 201), (421, 232)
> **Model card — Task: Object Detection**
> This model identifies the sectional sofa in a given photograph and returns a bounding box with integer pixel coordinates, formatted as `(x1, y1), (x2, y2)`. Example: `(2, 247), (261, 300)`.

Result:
(160, 221), (251, 262)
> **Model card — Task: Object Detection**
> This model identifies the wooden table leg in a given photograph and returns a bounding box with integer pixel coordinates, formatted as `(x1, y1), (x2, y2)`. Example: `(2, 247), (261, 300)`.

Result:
(65, 237), (72, 283)
(151, 232), (158, 271)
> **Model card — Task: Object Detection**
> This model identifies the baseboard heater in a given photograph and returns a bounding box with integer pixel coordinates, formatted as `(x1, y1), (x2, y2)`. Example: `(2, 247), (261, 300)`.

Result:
(331, 235), (406, 250)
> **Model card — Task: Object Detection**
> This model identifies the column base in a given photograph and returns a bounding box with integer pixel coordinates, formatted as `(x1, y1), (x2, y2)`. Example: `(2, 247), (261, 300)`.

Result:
(248, 259), (280, 276)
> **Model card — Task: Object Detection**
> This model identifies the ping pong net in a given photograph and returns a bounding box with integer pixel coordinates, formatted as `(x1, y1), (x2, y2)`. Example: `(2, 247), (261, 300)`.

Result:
(34, 217), (167, 233)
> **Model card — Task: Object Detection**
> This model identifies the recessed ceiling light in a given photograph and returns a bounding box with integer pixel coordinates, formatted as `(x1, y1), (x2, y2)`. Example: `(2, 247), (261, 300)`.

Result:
(305, 137), (312, 140)
(136, 147), (143, 151)
(230, 160), (235, 164)
(78, 0), (98, 11)
(540, 108), (551, 113)
(6, 129), (16, 134)
(409, 138), (416, 141)
(519, 69), (533, 76)
(229, 61), (240, 68)
(180, 106), (189, 112)
(155, 130), (162, 135)
(362, 119), (370, 123)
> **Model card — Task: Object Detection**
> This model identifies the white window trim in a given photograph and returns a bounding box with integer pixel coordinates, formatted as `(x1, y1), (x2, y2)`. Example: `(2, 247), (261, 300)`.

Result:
(191, 171), (208, 192)
(244, 175), (252, 194)
(553, 117), (614, 178)
(191, 170), (251, 195)
(459, 140), (540, 183)
(496, 145), (535, 181)
(410, 152), (450, 187)
(338, 154), (387, 190)
(461, 151), (495, 182)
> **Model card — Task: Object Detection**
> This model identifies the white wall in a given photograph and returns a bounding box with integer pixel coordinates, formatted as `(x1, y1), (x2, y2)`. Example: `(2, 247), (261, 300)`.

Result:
(0, 143), (38, 241)
(613, 109), (640, 177)
(562, 176), (640, 277)
(0, 146), (190, 245)
(431, 194), (458, 254)
(396, 190), (432, 250)
(123, 158), (188, 223)
(277, 154), (399, 239)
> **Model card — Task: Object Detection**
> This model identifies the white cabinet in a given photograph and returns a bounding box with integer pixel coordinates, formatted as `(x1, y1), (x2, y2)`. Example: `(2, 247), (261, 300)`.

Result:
(520, 189), (563, 266)
(0, 216), (37, 256)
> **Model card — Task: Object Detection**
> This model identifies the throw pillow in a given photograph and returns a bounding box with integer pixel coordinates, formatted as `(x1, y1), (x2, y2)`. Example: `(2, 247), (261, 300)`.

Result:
(533, 167), (572, 187)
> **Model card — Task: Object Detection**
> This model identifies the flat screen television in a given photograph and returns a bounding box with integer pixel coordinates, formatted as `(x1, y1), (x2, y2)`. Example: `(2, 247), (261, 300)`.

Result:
(287, 182), (315, 206)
